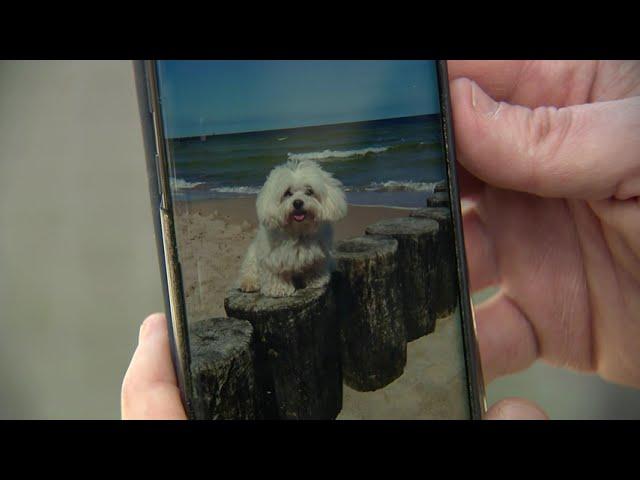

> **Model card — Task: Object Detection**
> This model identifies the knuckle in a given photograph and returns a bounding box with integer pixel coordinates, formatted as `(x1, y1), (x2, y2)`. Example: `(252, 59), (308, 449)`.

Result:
(522, 105), (575, 192)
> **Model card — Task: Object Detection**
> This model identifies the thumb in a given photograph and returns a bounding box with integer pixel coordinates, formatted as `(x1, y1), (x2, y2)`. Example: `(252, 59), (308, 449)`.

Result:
(450, 77), (640, 200)
(121, 313), (187, 420)
(485, 397), (549, 420)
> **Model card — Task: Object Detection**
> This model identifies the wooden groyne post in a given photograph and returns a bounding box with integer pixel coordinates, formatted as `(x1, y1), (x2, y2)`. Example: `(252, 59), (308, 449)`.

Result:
(190, 317), (258, 419)
(365, 217), (440, 341)
(332, 235), (407, 391)
(410, 207), (457, 318)
(427, 191), (450, 208)
(224, 285), (342, 419)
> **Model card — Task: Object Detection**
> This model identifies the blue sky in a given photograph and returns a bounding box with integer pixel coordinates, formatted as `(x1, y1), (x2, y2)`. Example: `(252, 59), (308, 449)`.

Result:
(157, 61), (440, 138)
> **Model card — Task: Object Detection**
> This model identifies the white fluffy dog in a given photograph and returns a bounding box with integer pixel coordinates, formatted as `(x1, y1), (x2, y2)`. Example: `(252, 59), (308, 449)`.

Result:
(237, 159), (347, 297)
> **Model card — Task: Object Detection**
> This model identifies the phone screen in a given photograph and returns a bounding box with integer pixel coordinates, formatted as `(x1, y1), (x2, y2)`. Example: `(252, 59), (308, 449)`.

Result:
(150, 60), (483, 419)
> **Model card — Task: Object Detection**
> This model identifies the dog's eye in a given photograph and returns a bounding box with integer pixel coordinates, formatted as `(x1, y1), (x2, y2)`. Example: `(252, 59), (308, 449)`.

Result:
(305, 187), (314, 196)
(283, 189), (292, 198)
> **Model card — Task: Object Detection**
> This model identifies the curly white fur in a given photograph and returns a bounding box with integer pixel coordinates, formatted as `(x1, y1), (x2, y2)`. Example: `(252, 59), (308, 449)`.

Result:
(236, 159), (347, 297)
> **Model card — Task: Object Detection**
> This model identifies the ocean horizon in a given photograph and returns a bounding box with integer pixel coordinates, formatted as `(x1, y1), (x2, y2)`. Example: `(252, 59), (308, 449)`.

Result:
(167, 114), (446, 208)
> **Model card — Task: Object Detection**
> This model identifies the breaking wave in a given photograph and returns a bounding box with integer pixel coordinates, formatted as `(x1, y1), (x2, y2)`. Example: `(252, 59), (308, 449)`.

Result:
(171, 178), (206, 190)
(209, 186), (261, 195)
(347, 181), (438, 193)
(287, 146), (389, 162)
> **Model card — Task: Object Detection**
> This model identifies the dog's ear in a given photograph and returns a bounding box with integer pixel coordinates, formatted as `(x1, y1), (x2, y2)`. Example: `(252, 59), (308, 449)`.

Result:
(320, 173), (347, 222)
(256, 170), (283, 229)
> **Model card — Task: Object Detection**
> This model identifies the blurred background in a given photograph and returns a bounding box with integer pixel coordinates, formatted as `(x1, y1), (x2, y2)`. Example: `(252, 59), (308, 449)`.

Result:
(0, 60), (638, 419)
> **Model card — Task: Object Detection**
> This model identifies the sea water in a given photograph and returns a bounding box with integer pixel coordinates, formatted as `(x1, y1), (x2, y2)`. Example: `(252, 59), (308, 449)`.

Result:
(167, 114), (446, 208)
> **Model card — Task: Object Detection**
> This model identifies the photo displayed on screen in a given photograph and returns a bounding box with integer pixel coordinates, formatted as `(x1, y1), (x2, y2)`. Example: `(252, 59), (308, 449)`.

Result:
(156, 60), (470, 419)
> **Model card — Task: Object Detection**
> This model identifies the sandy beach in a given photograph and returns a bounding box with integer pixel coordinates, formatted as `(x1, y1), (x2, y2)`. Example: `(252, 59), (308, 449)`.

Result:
(173, 196), (410, 322)
(173, 195), (469, 419)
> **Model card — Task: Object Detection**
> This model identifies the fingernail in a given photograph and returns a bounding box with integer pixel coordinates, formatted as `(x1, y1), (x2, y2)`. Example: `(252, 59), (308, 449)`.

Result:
(471, 81), (499, 117)
(139, 313), (163, 343)
(486, 398), (549, 420)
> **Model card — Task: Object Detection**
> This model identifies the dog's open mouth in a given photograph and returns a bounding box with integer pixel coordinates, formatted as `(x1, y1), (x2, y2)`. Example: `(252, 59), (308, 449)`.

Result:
(290, 210), (311, 223)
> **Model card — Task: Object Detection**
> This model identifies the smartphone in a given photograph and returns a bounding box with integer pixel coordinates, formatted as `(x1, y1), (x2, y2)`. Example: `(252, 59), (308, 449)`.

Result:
(134, 60), (486, 420)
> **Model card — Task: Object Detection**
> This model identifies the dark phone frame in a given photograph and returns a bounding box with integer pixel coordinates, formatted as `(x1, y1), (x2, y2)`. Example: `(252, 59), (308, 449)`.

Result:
(437, 61), (487, 418)
(133, 59), (486, 420)
(133, 60), (194, 418)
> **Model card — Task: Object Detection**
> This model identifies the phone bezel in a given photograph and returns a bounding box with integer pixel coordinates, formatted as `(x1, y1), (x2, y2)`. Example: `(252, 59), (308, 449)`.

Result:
(133, 60), (194, 418)
(134, 59), (487, 420)
(437, 61), (487, 418)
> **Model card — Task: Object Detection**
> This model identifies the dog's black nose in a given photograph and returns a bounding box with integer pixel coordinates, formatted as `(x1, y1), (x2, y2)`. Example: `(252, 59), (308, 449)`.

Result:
(293, 199), (304, 209)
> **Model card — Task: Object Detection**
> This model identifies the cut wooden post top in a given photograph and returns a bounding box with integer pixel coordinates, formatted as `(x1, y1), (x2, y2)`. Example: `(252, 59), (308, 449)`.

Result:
(426, 191), (451, 207)
(410, 207), (451, 223)
(225, 286), (328, 314)
(431, 191), (450, 201)
(434, 180), (448, 193)
(334, 235), (398, 259)
(190, 317), (253, 362)
(365, 216), (439, 237)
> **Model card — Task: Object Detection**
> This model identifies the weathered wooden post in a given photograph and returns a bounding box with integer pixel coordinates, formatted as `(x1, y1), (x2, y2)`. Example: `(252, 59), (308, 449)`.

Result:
(332, 235), (406, 391)
(190, 317), (258, 420)
(427, 191), (450, 208)
(410, 207), (458, 318)
(365, 217), (440, 341)
(224, 285), (342, 420)
(434, 180), (448, 193)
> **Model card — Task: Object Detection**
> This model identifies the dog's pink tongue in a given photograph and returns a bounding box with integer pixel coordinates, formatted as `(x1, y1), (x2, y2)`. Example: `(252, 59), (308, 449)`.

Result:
(293, 213), (305, 222)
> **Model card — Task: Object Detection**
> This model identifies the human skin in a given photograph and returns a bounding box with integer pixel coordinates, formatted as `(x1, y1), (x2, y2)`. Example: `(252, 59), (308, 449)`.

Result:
(121, 313), (187, 420)
(449, 61), (640, 392)
(121, 61), (640, 420)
